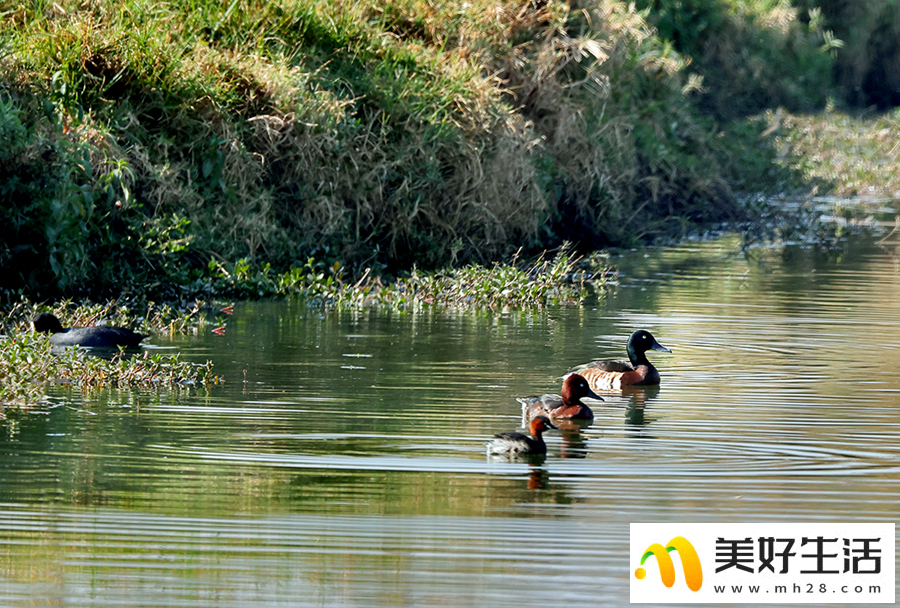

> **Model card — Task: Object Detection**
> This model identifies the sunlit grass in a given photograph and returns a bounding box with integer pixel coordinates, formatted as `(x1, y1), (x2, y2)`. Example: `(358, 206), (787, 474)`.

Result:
(196, 246), (612, 308)
(773, 108), (900, 197)
(338, 249), (612, 310)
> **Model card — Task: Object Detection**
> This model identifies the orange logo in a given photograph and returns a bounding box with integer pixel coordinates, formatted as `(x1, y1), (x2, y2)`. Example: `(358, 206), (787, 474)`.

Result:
(634, 536), (703, 592)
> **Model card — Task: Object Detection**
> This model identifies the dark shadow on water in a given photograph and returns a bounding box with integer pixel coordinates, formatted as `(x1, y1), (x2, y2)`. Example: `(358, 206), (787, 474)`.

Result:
(527, 466), (549, 490)
(621, 385), (660, 436)
(554, 418), (592, 459)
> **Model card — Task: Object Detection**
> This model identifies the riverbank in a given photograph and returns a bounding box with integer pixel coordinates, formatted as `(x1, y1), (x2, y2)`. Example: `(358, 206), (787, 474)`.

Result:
(2, 0), (863, 300)
(5, 0), (898, 406)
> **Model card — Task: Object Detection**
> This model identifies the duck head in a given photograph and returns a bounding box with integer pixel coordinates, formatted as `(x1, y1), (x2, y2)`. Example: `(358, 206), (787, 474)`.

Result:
(529, 415), (558, 437)
(32, 313), (65, 334)
(626, 329), (671, 360)
(561, 373), (605, 405)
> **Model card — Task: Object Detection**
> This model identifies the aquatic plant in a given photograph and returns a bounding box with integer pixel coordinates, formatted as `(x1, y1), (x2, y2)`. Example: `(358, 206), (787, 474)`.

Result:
(370, 250), (611, 310)
(3, 299), (223, 338)
(176, 246), (612, 309)
(0, 301), (223, 409)
(0, 331), (221, 409)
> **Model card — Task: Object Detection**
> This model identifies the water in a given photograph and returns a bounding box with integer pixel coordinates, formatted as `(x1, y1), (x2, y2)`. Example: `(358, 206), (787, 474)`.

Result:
(2, 228), (900, 606)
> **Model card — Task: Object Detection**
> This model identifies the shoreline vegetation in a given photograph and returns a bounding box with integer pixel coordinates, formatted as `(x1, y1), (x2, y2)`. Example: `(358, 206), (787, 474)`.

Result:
(1, 1), (898, 405)
(2, 0), (897, 302)
(0, 247), (607, 406)
(0, 300), (224, 407)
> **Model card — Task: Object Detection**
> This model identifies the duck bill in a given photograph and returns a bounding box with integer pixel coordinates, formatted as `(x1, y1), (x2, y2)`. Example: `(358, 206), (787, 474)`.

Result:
(585, 387), (605, 402)
(651, 339), (671, 353)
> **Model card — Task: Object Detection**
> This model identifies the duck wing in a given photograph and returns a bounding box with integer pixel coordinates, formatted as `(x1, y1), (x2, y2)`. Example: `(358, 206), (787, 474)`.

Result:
(568, 359), (634, 374)
(487, 431), (537, 455)
(492, 430), (530, 442)
(517, 393), (563, 408)
(516, 393), (563, 416)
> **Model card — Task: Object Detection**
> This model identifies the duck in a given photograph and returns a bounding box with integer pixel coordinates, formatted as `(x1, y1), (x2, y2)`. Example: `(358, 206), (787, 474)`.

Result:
(487, 415), (558, 457)
(568, 329), (671, 390)
(517, 373), (604, 420)
(32, 312), (147, 348)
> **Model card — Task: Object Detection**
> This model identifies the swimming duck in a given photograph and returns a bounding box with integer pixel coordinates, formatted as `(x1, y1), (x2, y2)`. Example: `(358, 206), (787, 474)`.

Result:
(517, 373), (604, 420)
(32, 313), (147, 348)
(568, 329), (671, 390)
(487, 415), (558, 456)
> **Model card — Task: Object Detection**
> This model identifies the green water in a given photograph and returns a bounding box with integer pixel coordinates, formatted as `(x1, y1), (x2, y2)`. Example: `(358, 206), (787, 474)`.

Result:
(2, 229), (900, 606)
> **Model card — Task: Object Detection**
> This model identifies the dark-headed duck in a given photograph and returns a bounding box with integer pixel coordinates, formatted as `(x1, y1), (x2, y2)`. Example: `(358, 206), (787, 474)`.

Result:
(32, 312), (147, 349)
(568, 329), (670, 390)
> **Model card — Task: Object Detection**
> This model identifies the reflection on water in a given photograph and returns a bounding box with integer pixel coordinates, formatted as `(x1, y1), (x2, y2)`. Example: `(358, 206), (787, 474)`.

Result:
(622, 385), (660, 432)
(3, 228), (900, 605)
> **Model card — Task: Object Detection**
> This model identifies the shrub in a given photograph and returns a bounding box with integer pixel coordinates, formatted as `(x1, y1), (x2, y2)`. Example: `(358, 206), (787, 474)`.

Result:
(635, 0), (837, 120)
(794, 0), (900, 108)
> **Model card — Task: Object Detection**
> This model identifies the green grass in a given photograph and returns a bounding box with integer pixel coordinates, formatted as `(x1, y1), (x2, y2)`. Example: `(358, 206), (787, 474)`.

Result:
(793, 0), (900, 109)
(634, 0), (837, 120)
(162, 245), (611, 307)
(335, 247), (611, 310)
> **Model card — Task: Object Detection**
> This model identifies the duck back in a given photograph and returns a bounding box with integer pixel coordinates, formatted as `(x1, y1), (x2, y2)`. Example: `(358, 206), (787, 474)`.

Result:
(571, 359), (635, 373)
(487, 431), (545, 456)
(49, 326), (146, 348)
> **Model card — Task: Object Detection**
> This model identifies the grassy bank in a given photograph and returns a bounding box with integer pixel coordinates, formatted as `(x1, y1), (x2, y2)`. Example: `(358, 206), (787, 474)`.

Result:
(635, 1), (900, 117)
(773, 108), (900, 197)
(634, 0), (837, 121)
(1, 0), (827, 300)
(3, 0), (892, 408)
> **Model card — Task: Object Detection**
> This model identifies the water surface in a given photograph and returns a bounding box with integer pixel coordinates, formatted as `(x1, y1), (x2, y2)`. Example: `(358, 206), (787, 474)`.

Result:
(2, 228), (900, 606)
